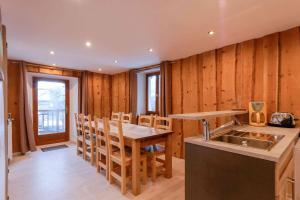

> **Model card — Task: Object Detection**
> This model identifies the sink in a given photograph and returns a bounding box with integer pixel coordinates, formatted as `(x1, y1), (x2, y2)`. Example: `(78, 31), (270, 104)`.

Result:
(211, 130), (284, 151)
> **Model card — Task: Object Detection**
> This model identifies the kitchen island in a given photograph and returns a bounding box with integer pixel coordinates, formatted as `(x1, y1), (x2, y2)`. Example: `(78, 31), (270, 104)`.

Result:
(185, 125), (299, 200)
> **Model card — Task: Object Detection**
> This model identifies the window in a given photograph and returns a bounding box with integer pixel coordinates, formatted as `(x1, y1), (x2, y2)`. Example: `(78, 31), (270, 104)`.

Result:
(146, 72), (160, 114)
(33, 77), (69, 145)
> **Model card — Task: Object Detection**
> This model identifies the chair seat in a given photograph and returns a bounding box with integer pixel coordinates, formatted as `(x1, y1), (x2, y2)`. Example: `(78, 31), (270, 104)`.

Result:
(111, 150), (147, 165)
(111, 151), (132, 164)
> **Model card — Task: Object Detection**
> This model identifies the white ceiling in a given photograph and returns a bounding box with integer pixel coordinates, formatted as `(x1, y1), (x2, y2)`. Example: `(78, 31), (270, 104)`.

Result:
(1, 0), (300, 74)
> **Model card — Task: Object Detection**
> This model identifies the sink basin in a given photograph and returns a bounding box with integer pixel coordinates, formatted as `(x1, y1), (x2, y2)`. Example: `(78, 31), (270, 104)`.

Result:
(211, 130), (284, 151)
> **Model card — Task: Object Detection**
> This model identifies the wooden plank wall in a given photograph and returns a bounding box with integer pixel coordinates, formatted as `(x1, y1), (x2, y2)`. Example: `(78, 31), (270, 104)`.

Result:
(170, 27), (300, 157)
(7, 61), (21, 153)
(111, 72), (130, 113)
(85, 72), (112, 118)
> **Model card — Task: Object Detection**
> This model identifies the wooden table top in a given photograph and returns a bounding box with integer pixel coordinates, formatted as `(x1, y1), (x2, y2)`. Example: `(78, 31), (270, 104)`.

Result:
(92, 121), (173, 140)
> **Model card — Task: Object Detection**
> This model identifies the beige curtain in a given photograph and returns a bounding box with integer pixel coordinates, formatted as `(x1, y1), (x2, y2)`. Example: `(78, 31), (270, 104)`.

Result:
(160, 61), (172, 117)
(19, 63), (36, 153)
(79, 71), (94, 116)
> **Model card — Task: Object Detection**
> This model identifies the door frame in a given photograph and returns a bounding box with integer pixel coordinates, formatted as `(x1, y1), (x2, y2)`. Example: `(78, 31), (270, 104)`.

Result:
(32, 77), (70, 145)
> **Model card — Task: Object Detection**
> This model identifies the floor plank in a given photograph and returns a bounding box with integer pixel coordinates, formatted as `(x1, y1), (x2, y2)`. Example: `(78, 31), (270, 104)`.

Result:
(9, 143), (185, 200)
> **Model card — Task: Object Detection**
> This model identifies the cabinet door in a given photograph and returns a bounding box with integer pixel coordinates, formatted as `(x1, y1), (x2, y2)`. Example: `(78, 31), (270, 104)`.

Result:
(277, 157), (294, 200)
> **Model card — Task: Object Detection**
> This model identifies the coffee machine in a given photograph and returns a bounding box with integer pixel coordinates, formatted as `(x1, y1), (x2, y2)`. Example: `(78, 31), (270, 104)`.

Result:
(249, 101), (267, 127)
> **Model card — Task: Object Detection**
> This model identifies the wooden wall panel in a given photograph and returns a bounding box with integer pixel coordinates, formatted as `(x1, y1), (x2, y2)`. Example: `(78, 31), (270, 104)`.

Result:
(202, 50), (217, 127)
(118, 73), (127, 112)
(102, 75), (112, 117)
(253, 38), (264, 101)
(182, 55), (200, 138)
(236, 40), (255, 109)
(87, 72), (112, 118)
(111, 74), (119, 112)
(171, 60), (183, 157)
(111, 72), (130, 113)
(92, 74), (103, 117)
(279, 27), (300, 124)
(262, 33), (279, 119)
(216, 45), (237, 125)
(87, 72), (95, 115)
(7, 61), (21, 153)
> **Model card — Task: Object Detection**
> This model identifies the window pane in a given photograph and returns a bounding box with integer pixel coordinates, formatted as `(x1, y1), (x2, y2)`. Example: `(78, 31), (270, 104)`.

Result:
(147, 75), (156, 112)
(37, 81), (66, 135)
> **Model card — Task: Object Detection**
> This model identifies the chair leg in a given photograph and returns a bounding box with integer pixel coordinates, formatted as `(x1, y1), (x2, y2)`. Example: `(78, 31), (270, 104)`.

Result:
(121, 165), (127, 194)
(96, 151), (100, 173)
(83, 142), (86, 160)
(90, 144), (94, 165)
(109, 160), (113, 184)
(105, 155), (109, 180)
(76, 140), (80, 155)
(151, 155), (157, 182)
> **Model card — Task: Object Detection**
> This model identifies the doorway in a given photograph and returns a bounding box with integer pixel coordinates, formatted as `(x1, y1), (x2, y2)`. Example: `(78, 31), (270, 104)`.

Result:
(32, 77), (69, 145)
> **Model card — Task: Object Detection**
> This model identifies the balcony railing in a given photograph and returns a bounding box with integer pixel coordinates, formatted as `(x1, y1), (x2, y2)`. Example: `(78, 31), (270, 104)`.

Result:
(38, 109), (65, 135)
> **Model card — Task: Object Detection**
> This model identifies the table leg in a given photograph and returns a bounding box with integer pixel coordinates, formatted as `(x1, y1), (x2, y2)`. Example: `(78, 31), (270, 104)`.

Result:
(165, 134), (173, 178)
(132, 140), (141, 195)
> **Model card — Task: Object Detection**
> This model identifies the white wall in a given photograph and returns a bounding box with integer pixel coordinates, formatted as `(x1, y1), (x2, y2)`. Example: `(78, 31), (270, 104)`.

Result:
(27, 73), (78, 143)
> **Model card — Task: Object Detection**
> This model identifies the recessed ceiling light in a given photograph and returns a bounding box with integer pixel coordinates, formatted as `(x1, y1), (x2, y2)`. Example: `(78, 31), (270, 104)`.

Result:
(50, 51), (55, 55)
(98, 68), (102, 72)
(114, 60), (118, 64)
(149, 48), (154, 52)
(85, 41), (92, 47)
(52, 63), (56, 66)
(208, 31), (215, 36)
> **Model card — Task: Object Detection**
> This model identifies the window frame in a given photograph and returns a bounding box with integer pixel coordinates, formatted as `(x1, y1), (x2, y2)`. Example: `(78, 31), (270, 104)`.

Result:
(146, 72), (160, 115)
(32, 77), (70, 145)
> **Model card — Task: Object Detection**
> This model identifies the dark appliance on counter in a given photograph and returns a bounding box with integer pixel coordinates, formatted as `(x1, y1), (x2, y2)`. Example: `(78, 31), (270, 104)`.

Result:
(268, 112), (296, 128)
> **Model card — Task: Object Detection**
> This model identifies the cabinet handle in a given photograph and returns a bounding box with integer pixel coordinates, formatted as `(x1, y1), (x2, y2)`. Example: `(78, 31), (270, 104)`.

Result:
(286, 177), (295, 200)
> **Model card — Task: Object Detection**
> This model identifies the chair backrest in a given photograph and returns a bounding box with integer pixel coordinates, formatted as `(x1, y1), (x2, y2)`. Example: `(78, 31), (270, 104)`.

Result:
(153, 116), (173, 131)
(106, 118), (125, 162)
(81, 114), (94, 141)
(111, 112), (121, 122)
(75, 113), (85, 135)
(74, 113), (80, 135)
(138, 115), (154, 127)
(95, 117), (107, 149)
(121, 113), (132, 124)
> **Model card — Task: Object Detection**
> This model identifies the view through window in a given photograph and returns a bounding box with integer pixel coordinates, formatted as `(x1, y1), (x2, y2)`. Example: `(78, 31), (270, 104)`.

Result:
(146, 72), (160, 114)
(37, 80), (66, 135)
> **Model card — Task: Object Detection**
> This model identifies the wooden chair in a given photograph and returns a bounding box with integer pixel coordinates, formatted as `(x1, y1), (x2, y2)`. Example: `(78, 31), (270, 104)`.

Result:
(121, 113), (132, 124)
(148, 116), (173, 181)
(81, 114), (96, 164)
(95, 117), (109, 179)
(107, 119), (147, 194)
(111, 112), (121, 122)
(75, 113), (84, 157)
(138, 115), (154, 127)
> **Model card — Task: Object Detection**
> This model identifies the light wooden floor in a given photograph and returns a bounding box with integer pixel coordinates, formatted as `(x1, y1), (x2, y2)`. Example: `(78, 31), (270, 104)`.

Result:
(8, 143), (185, 200)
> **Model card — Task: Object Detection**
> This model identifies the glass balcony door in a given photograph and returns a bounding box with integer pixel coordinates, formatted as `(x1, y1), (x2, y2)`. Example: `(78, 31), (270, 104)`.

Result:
(33, 77), (69, 145)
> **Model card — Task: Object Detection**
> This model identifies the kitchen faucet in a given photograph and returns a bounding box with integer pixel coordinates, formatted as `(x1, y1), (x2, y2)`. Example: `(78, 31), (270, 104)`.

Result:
(202, 116), (242, 141)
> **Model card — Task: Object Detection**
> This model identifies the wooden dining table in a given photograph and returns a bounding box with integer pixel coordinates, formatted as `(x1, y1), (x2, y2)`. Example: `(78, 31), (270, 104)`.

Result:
(92, 120), (173, 195)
